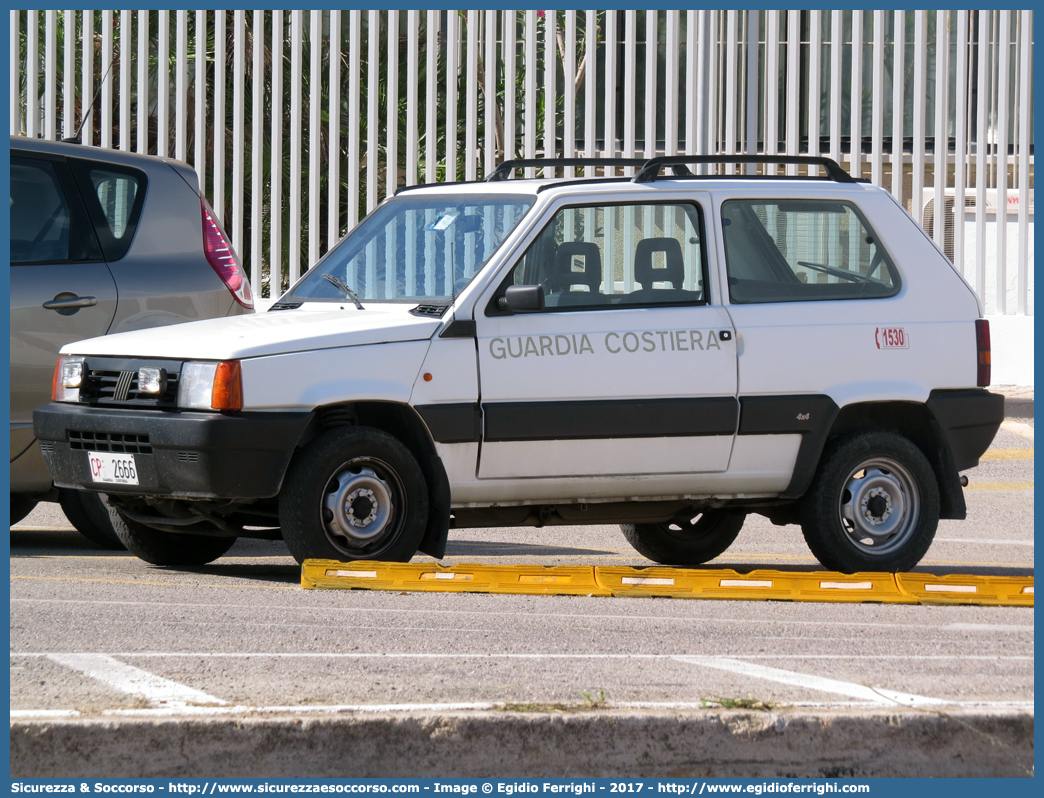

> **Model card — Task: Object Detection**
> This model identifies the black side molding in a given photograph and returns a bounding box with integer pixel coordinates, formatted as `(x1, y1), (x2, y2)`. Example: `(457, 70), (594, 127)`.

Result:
(440, 318), (476, 338)
(738, 394), (840, 499)
(415, 403), (482, 444)
(483, 397), (739, 443)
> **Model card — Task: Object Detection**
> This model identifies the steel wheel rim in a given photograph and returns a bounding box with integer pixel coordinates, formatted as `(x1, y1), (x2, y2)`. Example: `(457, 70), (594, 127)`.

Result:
(321, 456), (406, 557)
(837, 457), (920, 556)
(664, 511), (718, 542)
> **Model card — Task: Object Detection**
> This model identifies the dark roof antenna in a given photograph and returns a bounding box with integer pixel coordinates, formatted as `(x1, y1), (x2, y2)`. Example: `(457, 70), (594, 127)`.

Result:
(63, 53), (116, 144)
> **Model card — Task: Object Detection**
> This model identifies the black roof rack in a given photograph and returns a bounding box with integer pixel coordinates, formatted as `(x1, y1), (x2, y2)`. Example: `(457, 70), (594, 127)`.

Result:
(632, 155), (856, 184)
(486, 158), (647, 182)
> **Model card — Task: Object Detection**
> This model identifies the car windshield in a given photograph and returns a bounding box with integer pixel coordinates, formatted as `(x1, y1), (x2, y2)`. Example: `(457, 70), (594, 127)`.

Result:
(291, 194), (533, 303)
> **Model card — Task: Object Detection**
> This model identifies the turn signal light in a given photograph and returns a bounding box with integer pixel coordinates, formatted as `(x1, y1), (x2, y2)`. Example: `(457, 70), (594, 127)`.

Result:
(974, 319), (991, 387)
(212, 361), (243, 411)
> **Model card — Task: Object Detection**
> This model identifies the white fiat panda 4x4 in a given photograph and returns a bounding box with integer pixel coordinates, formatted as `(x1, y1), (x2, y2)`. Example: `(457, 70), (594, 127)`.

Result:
(36, 155), (1004, 574)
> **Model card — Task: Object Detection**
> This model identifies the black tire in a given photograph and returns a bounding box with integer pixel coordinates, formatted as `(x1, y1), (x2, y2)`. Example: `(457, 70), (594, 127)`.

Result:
(58, 490), (125, 549)
(800, 431), (939, 573)
(106, 503), (237, 566)
(10, 494), (38, 526)
(279, 426), (428, 565)
(621, 509), (746, 565)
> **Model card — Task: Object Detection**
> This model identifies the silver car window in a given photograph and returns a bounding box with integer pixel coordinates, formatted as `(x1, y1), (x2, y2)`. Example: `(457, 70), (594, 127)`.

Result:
(10, 159), (70, 263)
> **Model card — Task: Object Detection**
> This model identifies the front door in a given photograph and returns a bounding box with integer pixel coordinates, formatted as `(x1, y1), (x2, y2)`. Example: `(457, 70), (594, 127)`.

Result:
(474, 198), (738, 481)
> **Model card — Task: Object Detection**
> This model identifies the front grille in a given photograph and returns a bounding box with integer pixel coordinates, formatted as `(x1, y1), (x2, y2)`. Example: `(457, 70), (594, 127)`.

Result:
(177, 451), (198, 462)
(78, 357), (183, 408)
(68, 430), (152, 454)
(40, 440), (55, 452)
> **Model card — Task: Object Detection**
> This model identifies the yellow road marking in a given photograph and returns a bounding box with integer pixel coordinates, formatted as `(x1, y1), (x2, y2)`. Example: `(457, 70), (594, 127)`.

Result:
(979, 449), (1034, 461)
(964, 481), (1034, 491)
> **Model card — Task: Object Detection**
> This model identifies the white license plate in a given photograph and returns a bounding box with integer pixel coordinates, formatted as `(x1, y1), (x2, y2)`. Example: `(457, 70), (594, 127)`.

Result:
(87, 451), (139, 485)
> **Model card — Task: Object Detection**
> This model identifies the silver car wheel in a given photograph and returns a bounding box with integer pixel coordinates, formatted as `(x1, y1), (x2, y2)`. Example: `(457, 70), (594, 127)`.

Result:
(322, 458), (403, 551)
(838, 457), (920, 556)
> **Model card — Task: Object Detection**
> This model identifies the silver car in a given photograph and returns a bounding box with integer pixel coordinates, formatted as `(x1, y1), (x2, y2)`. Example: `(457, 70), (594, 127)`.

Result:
(10, 136), (253, 546)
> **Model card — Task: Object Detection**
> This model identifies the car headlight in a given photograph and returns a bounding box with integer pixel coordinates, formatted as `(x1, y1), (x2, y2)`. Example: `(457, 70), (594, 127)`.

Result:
(52, 356), (85, 403)
(178, 361), (243, 411)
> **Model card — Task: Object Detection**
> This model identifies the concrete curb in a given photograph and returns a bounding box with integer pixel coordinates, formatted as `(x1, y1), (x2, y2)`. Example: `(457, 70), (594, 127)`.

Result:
(10, 708), (1034, 778)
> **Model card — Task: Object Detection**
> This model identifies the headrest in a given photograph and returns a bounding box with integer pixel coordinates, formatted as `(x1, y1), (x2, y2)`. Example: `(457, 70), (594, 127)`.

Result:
(634, 237), (685, 289)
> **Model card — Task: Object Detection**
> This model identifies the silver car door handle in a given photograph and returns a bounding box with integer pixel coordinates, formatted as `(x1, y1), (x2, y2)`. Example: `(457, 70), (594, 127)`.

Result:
(43, 295), (98, 310)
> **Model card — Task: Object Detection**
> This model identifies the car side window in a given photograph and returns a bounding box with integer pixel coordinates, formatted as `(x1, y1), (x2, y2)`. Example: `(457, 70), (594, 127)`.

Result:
(721, 199), (901, 303)
(508, 202), (706, 311)
(90, 169), (139, 240)
(10, 158), (71, 264)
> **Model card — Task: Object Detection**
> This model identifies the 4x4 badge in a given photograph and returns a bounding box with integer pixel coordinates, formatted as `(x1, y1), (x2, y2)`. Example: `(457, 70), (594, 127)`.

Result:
(797, 413), (810, 421)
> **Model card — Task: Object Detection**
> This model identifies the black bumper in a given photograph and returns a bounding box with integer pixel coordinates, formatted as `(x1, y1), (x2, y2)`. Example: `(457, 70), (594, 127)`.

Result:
(33, 403), (313, 499)
(927, 389), (1006, 471)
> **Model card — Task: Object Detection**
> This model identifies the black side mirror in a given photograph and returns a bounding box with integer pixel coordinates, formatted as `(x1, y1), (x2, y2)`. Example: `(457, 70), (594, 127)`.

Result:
(498, 284), (545, 313)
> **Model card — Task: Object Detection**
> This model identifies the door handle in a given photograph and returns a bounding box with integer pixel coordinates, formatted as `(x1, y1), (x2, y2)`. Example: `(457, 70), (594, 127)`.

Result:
(43, 295), (98, 310)
(719, 330), (733, 341)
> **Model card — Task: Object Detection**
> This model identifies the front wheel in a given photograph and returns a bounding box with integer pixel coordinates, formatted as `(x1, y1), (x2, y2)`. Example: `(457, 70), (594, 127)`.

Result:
(279, 426), (429, 565)
(10, 494), (38, 526)
(621, 509), (746, 565)
(107, 504), (237, 566)
(800, 432), (939, 573)
(59, 490), (125, 549)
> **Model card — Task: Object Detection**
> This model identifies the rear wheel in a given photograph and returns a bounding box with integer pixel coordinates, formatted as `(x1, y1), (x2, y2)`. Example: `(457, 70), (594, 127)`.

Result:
(621, 509), (746, 565)
(10, 494), (38, 526)
(58, 489), (125, 549)
(279, 427), (428, 565)
(107, 504), (236, 566)
(800, 432), (939, 573)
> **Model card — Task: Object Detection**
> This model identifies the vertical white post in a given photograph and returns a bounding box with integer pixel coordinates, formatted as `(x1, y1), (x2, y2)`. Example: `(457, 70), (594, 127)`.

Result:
(786, 10), (800, 175)
(545, 9), (558, 172)
(327, 9), (341, 239)
(11, 11), (20, 135)
(932, 11), (950, 249)
(428, 10), (440, 181)
(808, 11), (822, 175)
(644, 11), (657, 160)
(765, 10), (779, 174)
(24, 10), (36, 139)
(386, 11), (399, 196)
(870, 10), (884, 185)
(78, 9), (89, 144)
(100, 10), (112, 148)
(523, 10), (536, 175)
(974, 11), (988, 304)
(501, 11), (514, 166)
(891, 11), (905, 202)
(308, 10), (320, 266)
(622, 10), (635, 168)
(346, 11), (360, 226)
(849, 10), (862, 178)
(232, 11), (245, 258)
(724, 10), (737, 169)
(194, 10), (206, 191)
(952, 10), (969, 277)
(289, 10), (302, 284)
(744, 9), (757, 164)
(1016, 10), (1030, 315)
(912, 11), (927, 225)
(406, 10), (419, 185)
(157, 10), (168, 156)
(664, 11), (678, 156)
(829, 11), (842, 166)
(995, 9), (1010, 314)
(485, 10), (496, 175)
(270, 10), (284, 297)
(213, 11), (225, 217)
(138, 10), (148, 154)
(251, 9), (264, 302)
(63, 10), (75, 139)
(44, 10), (56, 140)
(367, 10), (379, 210)
(175, 10), (187, 161)
(119, 10), (131, 150)
(564, 10), (577, 171)
(585, 10), (597, 169)
(694, 10), (710, 163)
(603, 10), (616, 170)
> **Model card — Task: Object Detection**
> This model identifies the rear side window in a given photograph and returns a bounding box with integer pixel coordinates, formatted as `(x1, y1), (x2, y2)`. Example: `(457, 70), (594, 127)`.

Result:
(68, 158), (148, 261)
(91, 169), (139, 239)
(721, 199), (900, 303)
(506, 202), (706, 311)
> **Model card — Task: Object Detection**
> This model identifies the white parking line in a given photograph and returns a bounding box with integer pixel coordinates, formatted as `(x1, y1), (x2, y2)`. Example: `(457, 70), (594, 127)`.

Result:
(46, 653), (227, 707)
(674, 656), (947, 707)
(1001, 421), (1035, 440)
(933, 538), (1033, 546)
(17, 652), (1032, 661)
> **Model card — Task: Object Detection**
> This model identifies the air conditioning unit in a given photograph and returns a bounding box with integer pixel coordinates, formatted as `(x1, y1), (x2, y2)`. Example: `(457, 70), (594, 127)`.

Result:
(921, 188), (1034, 315)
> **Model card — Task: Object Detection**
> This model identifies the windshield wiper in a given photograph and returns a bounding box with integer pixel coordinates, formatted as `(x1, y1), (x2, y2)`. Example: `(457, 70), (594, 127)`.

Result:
(322, 273), (365, 310)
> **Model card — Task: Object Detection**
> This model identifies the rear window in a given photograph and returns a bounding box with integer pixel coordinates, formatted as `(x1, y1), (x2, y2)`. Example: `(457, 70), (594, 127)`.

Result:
(721, 199), (900, 303)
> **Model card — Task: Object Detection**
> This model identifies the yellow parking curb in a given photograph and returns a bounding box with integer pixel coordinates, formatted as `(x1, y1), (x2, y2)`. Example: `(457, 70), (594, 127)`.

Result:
(302, 560), (1033, 607)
